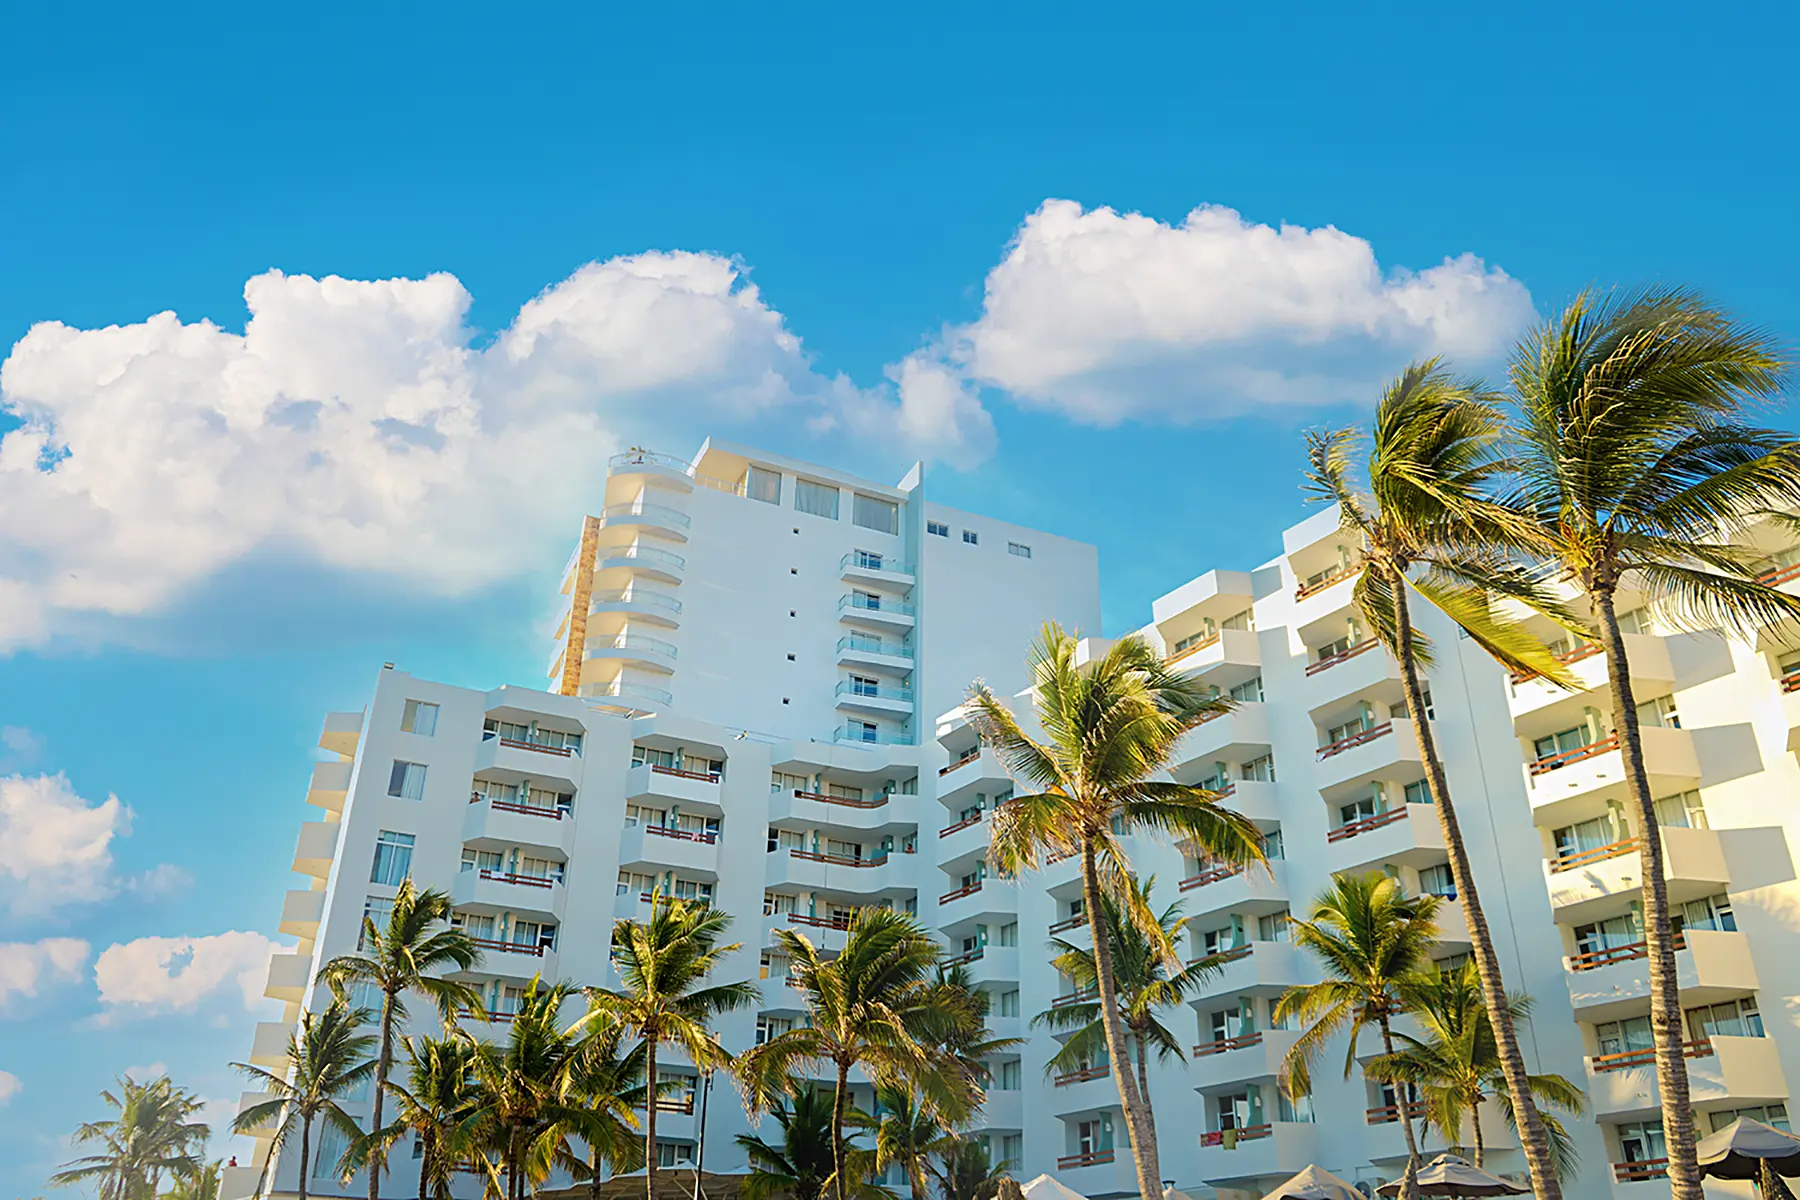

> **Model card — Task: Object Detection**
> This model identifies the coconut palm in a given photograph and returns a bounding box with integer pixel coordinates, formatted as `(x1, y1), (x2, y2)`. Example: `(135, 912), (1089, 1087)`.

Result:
(231, 1001), (377, 1200)
(737, 1087), (882, 1200)
(736, 907), (976, 1200)
(1303, 361), (1583, 1200)
(1366, 964), (1586, 1176)
(929, 1137), (1010, 1200)
(582, 893), (758, 1200)
(345, 1034), (479, 1200)
(1276, 872), (1442, 1200)
(564, 1017), (649, 1200)
(51, 1076), (211, 1200)
(318, 879), (483, 1200)
(851, 1087), (955, 1200)
(968, 623), (1266, 1200)
(1505, 287), (1800, 1200)
(1033, 875), (1216, 1144)
(162, 1162), (224, 1200)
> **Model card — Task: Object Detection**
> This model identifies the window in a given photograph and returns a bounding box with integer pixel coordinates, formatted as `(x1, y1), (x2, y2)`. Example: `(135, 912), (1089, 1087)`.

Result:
(852, 548), (887, 571)
(1574, 914), (1640, 957)
(1403, 779), (1432, 805)
(852, 494), (899, 534)
(359, 896), (394, 950)
(1419, 863), (1456, 899)
(1534, 725), (1593, 762)
(1435, 951), (1471, 973)
(1001, 1135), (1022, 1168)
(370, 831), (415, 886)
(1553, 815), (1621, 863)
(617, 870), (656, 896)
(927, 520), (948, 537)
(400, 700), (438, 736)
(387, 761), (427, 801)
(1326, 713), (1372, 746)
(1637, 694), (1681, 729)
(770, 770), (808, 794)
(1263, 828), (1285, 860)
(794, 478), (839, 519)
(1076, 1115), (1113, 1155)
(313, 1122), (352, 1178)
(997, 922), (1018, 947)
(1229, 676), (1264, 703)
(1618, 1120), (1666, 1165)
(962, 529), (979, 545)
(656, 1143), (695, 1168)
(632, 745), (677, 769)
(1712, 1105), (1789, 1134)
(746, 465), (781, 505)
(1221, 609), (1254, 632)
(1258, 911), (1291, 943)
(995, 1060), (1022, 1090)
(999, 989), (1020, 1017)
(849, 721), (878, 743)
(1339, 792), (1381, 826)
(1688, 997), (1763, 1040)
(1241, 754), (1276, 782)
(1676, 892), (1735, 933)
(763, 892), (798, 916)
(1595, 1015), (1653, 1056)
(756, 1015), (794, 1045)
(461, 848), (505, 874)
(1655, 789), (1709, 829)
(1007, 542), (1031, 559)
(769, 829), (806, 853)
(1278, 1091), (1315, 1123)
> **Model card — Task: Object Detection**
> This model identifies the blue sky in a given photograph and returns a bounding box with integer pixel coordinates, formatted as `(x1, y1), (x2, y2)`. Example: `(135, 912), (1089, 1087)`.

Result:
(3, 0), (1798, 1190)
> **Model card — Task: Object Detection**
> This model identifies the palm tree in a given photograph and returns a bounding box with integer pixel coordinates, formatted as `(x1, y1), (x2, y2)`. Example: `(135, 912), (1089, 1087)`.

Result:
(969, 623), (1266, 1200)
(1276, 872), (1441, 1200)
(1366, 964), (1586, 1176)
(929, 1137), (1010, 1200)
(232, 1000), (377, 1200)
(737, 1087), (881, 1200)
(1033, 875), (1214, 1144)
(582, 893), (758, 1200)
(852, 1087), (954, 1200)
(318, 879), (483, 1200)
(564, 1017), (649, 1200)
(162, 1161), (224, 1200)
(1303, 360), (1583, 1200)
(51, 1075), (210, 1200)
(736, 907), (975, 1200)
(348, 1035), (480, 1200)
(1505, 287), (1800, 1200)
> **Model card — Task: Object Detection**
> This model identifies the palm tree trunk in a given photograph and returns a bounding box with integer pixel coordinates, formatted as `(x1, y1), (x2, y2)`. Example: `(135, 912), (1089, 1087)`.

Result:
(418, 1142), (431, 1200)
(1378, 1015), (1421, 1200)
(832, 1063), (851, 1200)
(1471, 1099), (1485, 1167)
(1133, 1031), (1154, 1140)
(590, 1145), (604, 1200)
(1079, 840), (1160, 1200)
(371, 992), (396, 1200)
(1593, 588), (1701, 1200)
(1388, 572), (1563, 1200)
(298, 1116), (313, 1200)
(645, 1040), (659, 1200)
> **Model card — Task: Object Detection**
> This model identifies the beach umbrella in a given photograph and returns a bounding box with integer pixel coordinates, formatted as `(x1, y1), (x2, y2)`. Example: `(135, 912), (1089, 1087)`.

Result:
(1376, 1155), (1528, 1197)
(1697, 1117), (1800, 1200)
(1021, 1176), (1090, 1200)
(1259, 1165), (1364, 1200)
(1164, 1188), (1201, 1200)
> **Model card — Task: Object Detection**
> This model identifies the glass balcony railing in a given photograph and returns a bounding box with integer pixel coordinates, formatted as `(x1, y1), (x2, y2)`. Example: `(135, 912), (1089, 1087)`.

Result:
(599, 544), (687, 571)
(599, 502), (692, 529)
(591, 681), (674, 707)
(832, 723), (910, 746)
(589, 589), (682, 614)
(834, 680), (914, 703)
(840, 551), (914, 576)
(609, 450), (694, 476)
(585, 633), (679, 660)
(837, 634), (913, 660)
(839, 593), (916, 617)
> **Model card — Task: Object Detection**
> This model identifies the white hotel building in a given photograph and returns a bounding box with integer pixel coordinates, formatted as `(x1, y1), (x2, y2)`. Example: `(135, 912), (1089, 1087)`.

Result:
(232, 441), (1800, 1200)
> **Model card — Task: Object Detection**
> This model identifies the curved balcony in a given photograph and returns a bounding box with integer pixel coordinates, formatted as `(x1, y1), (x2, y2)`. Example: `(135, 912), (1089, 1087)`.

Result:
(596, 501), (691, 542)
(1304, 639), (1406, 721)
(1184, 941), (1309, 1000)
(835, 679), (915, 716)
(595, 543), (686, 583)
(937, 747), (1010, 805)
(619, 823), (721, 877)
(583, 632), (678, 674)
(768, 847), (909, 895)
(466, 937), (557, 981)
(937, 809), (991, 867)
(608, 450), (696, 491)
(838, 592), (916, 631)
(767, 788), (904, 834)
(1508, 634), (1673, 739)
(936, 877), (1019, 926)
(589, 588), (682, 628)
(832, 723), (909, 747)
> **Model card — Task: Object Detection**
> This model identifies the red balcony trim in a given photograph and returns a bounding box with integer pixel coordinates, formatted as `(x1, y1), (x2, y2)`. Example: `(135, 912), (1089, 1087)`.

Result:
(1165, 632), (1221, 665)
(791, 849), (889, 867)
(1566, 933), (1685, 972)
(1365, 1102), (1428, 1125)
(1295, 563), (1363, 600)
(1327, 806), (1409, 843)
(483, 799), (565, 820)
(1200, 1123), (1272, 1147)
(1180, 864), (1245, 891)
(939, 749), (982, 776)
(940, 813), (983, 837)
(1760, 561), (1800, 587)
(650, 764), (720, 783)
(1306, 638), (1379, 676)
(1056, 1150), (1114, 1169)
(498, 737), (573, 758)
(793, 789), (887, 809)
(1051, 1064), (1110, 1086)
(1528, 733), (1620, 777)
(468, 937), (546, 957)
(1187, 945), (1254, 970)
(1590, 1039), (1713, 1072)
(477, 870), (556, 889)
(1048, 913), (1088, 934)
(1316, 721), (1393, 761)
(943, 947), (984, 967)
(787, 913), (853, 930)
(1050, 985), (1099, 1010)
(1549, 836), (1639, 873)
(939, 881), (983, 904)
(1193, 1031), (1262, 1058)
(646, 824), (719, 845)
(1612, 1159), (1670, 1183)
(1782, 671), (1800, 695)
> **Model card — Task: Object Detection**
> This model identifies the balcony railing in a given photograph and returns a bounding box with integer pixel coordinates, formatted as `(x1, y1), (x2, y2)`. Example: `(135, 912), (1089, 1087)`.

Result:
(840, 551), (913, 575)
(471, 793), (568, 820)
(1295, 563), (1363, 600)
(1509, 640), (1602, 683)
(1052, 1064), (1110, 1086)
(942, 946), (984, 967)
(632, 1095), (697, 1115)
(1193, 1031), (1262, 1057)
(939, 881), (983, 904)
(940, 748), (981, 775)
(1056, 1150), (1115, 1170)
(1306, 638), (1379, 676)
(1760, 561), (1800, 587)
(600, 544), (686, 571)
(1550, 836), (1640, 873)
(594, 682), (674, 707)
(1365, 1101), (1428, 1124)
(1590, 1039), (1713, 1072)
(468, 937), (547, 957)
(839, 593), (916, 617)
(477, 870), (558, 890)
(940, 812), (983, 837)
(837, 634), (913, 661)
(1200, 1124), (1272, 1147)
(1528, 733), (1620, 777)
(609, 449), (695, 475)
(591, 589), (682, 614)
(1612, 1159), (1670, 1183)
(1165, 632), (1221, 665)
(1051, 985), (1099, 1010)
(835, 680), (915, 703)
(832, 723), (908, 746)
(1327, 806), (1410, 843)
(1180, 863), (1246, 890)
(1187, 944), (1254, 970)
(787, 912), (854, 930)
(1048, 912), (1088, 934)
(791, 849), (891, 868)
(1783, 671), (1800, 695)
(648, 764), (720, 783)
(793, 788), (888, 810)
(600, 501), (691, 528)
(1566, 933), (1685, 972)
(486, 734), (576, 758)
(645, 824), (719, 845)
(589, 633), (679, 660)
(1317, 721), (1393, 760)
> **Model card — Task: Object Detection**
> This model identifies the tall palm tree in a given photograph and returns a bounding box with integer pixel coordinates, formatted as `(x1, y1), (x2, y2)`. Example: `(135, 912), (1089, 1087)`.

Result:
(929, 1137), (1010, 1200)
(969, 623), (1266, 1200)
(1033, 875), (1215, 1144)
(564, 1016), (649, 1200)
(232, 1000), (378, 1200)
(1366, 964), (1586, 1175)
(1506, 287), (1800, 1200)
(51, 1076), (210, 1200)
(1275, 872), (1441, 1200)
(736, 907), (976, 1200)
(319, 879), (483, 1200)
(736, 1087), (881, 1200)
(1304, 360), (1582, 1200)
(851, 1087), (955, 1200)
(162, 1161), (224, 1200)
(582, 893), (758, 1200)
(346, 1034), (480, 1200)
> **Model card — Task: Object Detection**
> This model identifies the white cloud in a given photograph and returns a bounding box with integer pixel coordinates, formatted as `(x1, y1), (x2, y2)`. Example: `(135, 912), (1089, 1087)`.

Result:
(123, 1061), (169, 1081)
(0, 257), (974, 651)
(0, 937), (90, 1010)
(0, 773), (132, 917)
(93, 931), (289, 1021)
(941, 199), (1535, 425)
(0, 1070), (20, 1105)
(0, 726), (45, 764)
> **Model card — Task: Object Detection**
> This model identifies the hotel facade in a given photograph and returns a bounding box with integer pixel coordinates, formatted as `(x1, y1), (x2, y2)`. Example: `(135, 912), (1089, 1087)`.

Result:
(229, 441), (1800, 1200)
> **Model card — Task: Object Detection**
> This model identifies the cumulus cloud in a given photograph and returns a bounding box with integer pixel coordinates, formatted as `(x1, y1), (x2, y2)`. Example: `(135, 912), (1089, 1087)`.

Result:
(0, 773), (134, 918)
(0, 726), (45, 765)
(0, 1070), (20, 1105)
(940, 199), (1535, 424)
(0, 937), (90, 1010)
(92, 931), (289, 1021)
(0, 256), (981, 650)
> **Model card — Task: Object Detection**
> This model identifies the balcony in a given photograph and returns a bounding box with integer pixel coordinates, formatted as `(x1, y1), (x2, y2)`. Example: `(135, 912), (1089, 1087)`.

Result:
(1324, 804), (1446, 874)
(835, 680), (916, 716)
(769, 848), (907, 894)
(292, 821), (339, 878)
(971, 1087), (1021, 1132)
(452, 868), (564, 920)
(1165, 628), (1262, 689)
(1178, 860), (1289, 923)
(936, 878), (1019, 925)
(840, 551), (915, 588)
(1291, 564), (1364, 632)
(937, 748), (1010, 804)
(1195, 1120), (1320, 1187)
(582, 632), (678, 674)
(768, 910), (854, 954)
(1049, 1063), (1116, 1116)
(937, 810), (991, 866)
(235, 1090), (278, 1136)
(1189, 1029), (1300, 1090)
(1174, 702), (1271, 770)
(249, 1021), (292, 1068)
(833, 723), (909, 747)
(1185, 941), (1309, 999)
(264, 952), (312, 1003)
(1054, 1148), (1136, 1197)
(306, 760), (351, 813)
(1200, 778), (1280, 824)
(1304, 640), (1405, 719)
(467, 936), (558, 979)
(589, 588), (682, 628)
(838, 592), (916, 631)
(1362, 1102), (1515, 1164)
(1566, 929), (1759, 1021)
(1314, 719), (1426, 799)
(960, 946), (1021, 987)
(618, 823), (721, 877)
(1546, 826), (1730, 923)
(767, 788), (901, 834)
(1508, 635), (1673, 738)
(463, 795), (574, 856)
(836, 634), (914, 672)
(1585, 1034), (1789, 1121)
(583, 681), (673, 713)
(1783, 673), (1800, 753)
(596, 500), (691, 542)
(278, 889), (325, 939)
(608, 449), (696, 491)
(474, 732), (581, 785)
(319, 710), (362, 757)
(626, 761), (722, 809)
(1524, 726), (1698, 827)
(595, 543), (686, 583)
